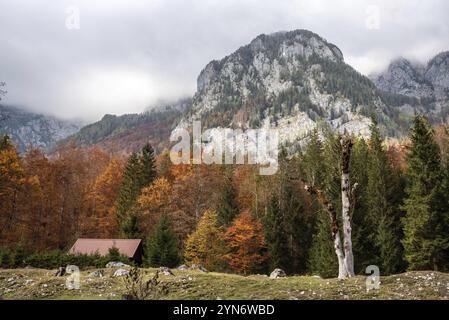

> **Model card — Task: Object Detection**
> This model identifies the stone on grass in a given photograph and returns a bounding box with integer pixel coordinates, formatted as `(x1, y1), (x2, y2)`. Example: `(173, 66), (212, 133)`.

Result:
(113, 269), (130, 277)
(89, 270), (105, 278)
(190, 264), (208, 272)
(159, 267), (174, 276)
(177, 264), (189, 270)
(106, 261), (130, 268)
(54, 267), (66, 277)
(269, 268), (287, 279)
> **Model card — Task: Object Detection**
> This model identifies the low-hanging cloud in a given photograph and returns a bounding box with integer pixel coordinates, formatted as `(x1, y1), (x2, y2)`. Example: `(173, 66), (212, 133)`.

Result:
(1, 0), (448, 121)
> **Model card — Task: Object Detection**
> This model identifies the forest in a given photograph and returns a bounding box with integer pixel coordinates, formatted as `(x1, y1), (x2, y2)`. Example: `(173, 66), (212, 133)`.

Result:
(1, 115), (449, 278)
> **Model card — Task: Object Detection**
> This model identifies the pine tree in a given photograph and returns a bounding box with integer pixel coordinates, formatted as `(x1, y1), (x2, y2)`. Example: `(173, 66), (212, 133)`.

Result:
(120, 211), (142, 239)
(145, 214), (180, 268)
(350, 138), (375, 273)
(216, 169), (239, 227)
(116, 153), (142, 222)
(263, 194), (289, 271)
(140, 143), (157, 187)
(264, 147), (310, 274)
(184, 209), (225, 270)
(402, 115), (449, 271)
(366, 121), (404, 274)
(306, 129), (341, 276)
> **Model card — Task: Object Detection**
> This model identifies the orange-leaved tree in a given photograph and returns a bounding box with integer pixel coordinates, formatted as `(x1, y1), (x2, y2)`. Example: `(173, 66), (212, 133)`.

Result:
(222, 210), (268, 275)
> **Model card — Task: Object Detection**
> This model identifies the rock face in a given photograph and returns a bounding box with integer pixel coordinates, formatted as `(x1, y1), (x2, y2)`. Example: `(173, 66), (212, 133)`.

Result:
(372, 58), (433, 99)
(372, 52), (449, 122)
(269, 268), (287, 279)
(177, 29), (417, 146)
(0, 104), (81, 152)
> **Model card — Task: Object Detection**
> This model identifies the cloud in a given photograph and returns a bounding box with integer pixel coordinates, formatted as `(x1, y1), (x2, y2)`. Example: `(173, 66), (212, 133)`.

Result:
(0, 0), (448, 121)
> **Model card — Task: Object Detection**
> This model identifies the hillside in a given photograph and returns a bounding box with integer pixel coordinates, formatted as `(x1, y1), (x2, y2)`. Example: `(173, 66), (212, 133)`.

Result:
(0, 104), (81, 152)
(59, 99), (190, 154)
(1, 268), (448, 300)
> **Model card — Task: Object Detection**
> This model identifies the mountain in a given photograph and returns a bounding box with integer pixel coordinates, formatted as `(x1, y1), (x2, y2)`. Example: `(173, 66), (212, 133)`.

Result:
(63, 30), (438, 154)
(178, 29), (421, 147)
(0, 104), (81, 152)
(61, 98), (190, 155)
(371, 52), (449, 123)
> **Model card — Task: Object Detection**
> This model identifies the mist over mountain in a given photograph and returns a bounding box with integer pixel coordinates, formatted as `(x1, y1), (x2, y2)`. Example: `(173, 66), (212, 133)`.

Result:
(371, 51), (449, 123)
(0, 104), (81, 152)
(5, 29), (449, 154)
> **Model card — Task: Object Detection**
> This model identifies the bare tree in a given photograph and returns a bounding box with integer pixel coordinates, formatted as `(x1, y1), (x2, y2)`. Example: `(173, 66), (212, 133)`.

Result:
(304, 135), (356, 279)
(0, 82), (6, 100)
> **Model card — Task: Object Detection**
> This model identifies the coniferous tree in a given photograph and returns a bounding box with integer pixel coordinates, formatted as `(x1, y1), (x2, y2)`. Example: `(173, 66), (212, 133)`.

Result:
(306, 130), (340, 277)
(402, 115), (449, 271)
(366, 121), (404, 274)
(145, 214), (180, 268)
(263, 194), (289, 271)
(216, 169), (239, 227)
(350, 138), (374, 273)
(120, 211), (142, 239)
(116, 153), (142, 222)
(140, 143), (157, 187)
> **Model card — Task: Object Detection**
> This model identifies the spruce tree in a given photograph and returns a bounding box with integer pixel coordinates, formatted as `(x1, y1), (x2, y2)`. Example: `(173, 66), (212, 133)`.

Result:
(120, 211), (142, 239)
(350, 138), (375, 273)
(116, 153), (142, 222)
(263, 194), (289, 271)
(307, 129), (341, 276)
(140, 143), (157, 187)
(145, 214), (180, 268)
(402, 115), (449, 271)
(366, 121), (404, 274)
(216, 169), (239, 227)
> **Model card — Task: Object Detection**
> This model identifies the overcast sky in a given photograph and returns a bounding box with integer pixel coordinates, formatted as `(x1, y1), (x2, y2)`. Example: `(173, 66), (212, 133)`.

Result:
(1, 0), (448, 122)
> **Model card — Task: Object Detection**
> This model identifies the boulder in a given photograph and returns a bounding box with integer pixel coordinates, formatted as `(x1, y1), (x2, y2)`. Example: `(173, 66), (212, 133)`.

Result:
(54, 267), (66, 277)
(113, 269), (130, 277)
(106, 261), (130, 268)
(177, 264), (189, 270)
(88, 270), (105, 278)
(190, 264), (208, 272)
(159, 267), (174, 276)
(269, 268), (287, 279)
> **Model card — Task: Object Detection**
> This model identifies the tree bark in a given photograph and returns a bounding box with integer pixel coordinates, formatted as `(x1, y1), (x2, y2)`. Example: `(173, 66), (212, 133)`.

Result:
(340, 138), (355, 277)
(304, 184), (348, 279)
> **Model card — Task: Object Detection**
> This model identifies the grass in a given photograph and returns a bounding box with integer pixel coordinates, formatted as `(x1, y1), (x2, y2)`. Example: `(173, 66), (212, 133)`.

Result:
(0, 268), (448, 300)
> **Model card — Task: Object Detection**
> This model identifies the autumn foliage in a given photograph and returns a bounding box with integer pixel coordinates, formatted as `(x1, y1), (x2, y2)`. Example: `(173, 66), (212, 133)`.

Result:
(222, 211), (268, 274)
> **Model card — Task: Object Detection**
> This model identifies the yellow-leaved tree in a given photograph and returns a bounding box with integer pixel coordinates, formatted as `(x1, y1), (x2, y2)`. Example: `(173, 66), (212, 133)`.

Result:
(184, 209), (226, 271)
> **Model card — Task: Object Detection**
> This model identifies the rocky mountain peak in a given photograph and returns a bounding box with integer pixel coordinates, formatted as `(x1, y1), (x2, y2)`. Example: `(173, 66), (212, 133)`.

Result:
(426, 51), (449, 89)
(372, 57), (433, 99)
(197, 29), (343, 92)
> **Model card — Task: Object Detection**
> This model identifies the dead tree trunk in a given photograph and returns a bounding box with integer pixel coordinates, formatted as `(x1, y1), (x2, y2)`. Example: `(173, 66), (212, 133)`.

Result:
(303, 135), (356, 279)
(304, 184), (348, 279)
(340, 137), (355, 277)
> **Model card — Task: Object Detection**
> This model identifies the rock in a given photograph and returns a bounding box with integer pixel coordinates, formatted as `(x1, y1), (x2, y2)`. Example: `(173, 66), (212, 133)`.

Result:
(54, 267), (66, 277)
(113, 269), (130, 277)
(270, 268), (287, 279)
(106, 261), (130, 268)
(159, 267), (174, 276)
(177, 264), (189, 270)
(189, 264), (208, 272)
(89, 270), (105, 278)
